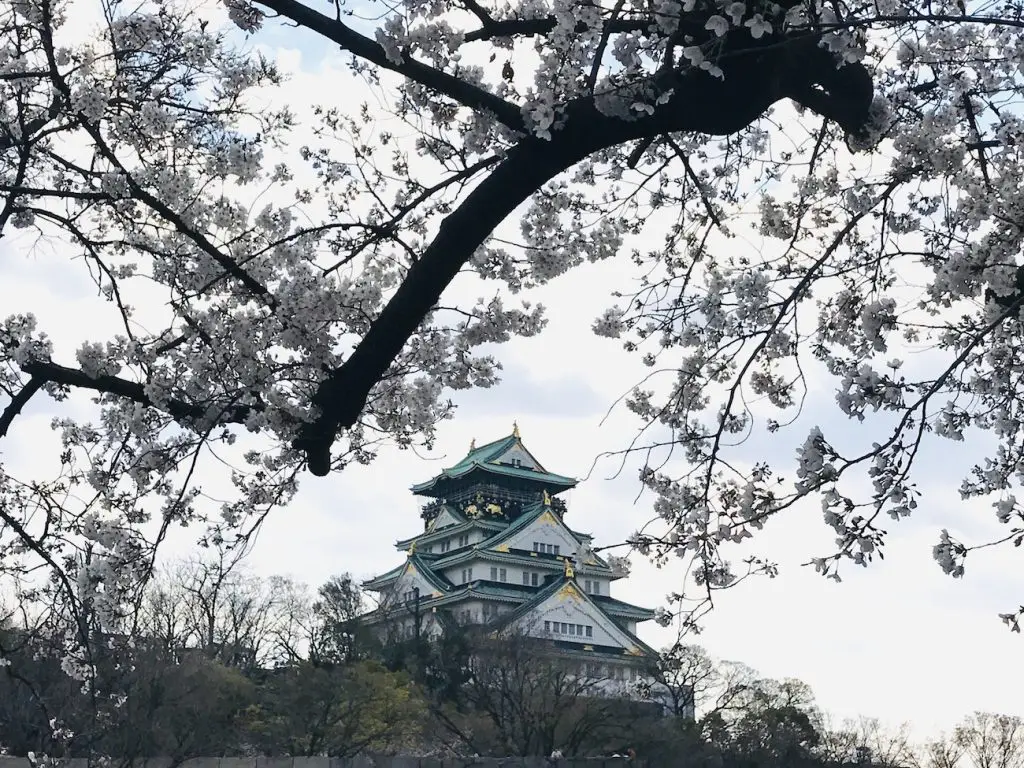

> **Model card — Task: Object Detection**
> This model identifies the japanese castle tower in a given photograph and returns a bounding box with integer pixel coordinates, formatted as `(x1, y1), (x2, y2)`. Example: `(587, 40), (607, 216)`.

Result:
(362, 425), (658, 685)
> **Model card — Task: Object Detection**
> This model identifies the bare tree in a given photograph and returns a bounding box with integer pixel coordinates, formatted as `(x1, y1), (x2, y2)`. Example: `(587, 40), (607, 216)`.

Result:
(956, 713), (1024, 768)
(914, 733), (965, 768)
(142, 553), (302, 670)
(643, 643), (717, 718)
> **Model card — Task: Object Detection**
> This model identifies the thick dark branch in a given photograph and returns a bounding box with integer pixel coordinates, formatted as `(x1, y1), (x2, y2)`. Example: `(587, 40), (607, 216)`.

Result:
(460, 0), (497, 27)
(0, 185), (107, 201)
(295, 40), (844, 474)
(18, 359), (256, 425)
(0, 377), (43, 438)
(463, 16), (653, 42)
(255, 0), (525, 132)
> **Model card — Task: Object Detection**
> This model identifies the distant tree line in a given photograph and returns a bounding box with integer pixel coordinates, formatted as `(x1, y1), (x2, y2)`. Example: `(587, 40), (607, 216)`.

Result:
(0, 553), (1019, 765)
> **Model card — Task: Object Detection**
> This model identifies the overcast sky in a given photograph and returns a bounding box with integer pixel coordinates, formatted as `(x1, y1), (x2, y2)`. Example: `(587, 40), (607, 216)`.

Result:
(1, 1), (1022, 744)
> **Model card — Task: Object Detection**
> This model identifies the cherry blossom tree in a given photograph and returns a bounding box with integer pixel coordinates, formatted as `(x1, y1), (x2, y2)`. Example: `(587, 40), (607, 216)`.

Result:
(1, 0), (1024, 737)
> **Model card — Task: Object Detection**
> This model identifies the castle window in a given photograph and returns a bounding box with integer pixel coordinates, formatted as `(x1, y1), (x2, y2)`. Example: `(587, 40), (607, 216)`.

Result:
(440, 540), (451, 553)
(457, 534), (469, 547)
(512, 458), (522, 468)
(568, 624), (576, 635)
(499, 567), (507, 582)
(560, 622), (568, 633)
(544, 620), (550, 632)
(531, 572), (539, 586)
(586, 625), (593, 638)
(461, 568), (473, 583)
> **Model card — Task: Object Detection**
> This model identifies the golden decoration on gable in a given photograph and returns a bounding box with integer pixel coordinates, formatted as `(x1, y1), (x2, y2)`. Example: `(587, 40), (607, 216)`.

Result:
(512, 420), (520, 438)
(485, 502), (502, 515)
(542, 489), (552, 506)
(563, 557), (575, 579)
(464, 492), (485, 518)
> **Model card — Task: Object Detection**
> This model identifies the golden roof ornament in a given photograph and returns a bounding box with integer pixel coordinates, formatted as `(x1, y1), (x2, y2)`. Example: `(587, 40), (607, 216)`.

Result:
(563, 557), (575, 579)
(408, 539), (417, 555)
(542, 489), (552, 507)
(469, 437), (476, 451)
(512, 420), (520, 438)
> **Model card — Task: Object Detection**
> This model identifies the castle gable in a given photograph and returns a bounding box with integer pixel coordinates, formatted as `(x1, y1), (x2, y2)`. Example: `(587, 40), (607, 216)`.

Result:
(489, 506), (581, 558)
(380, 557), (451, 605)
(427, 505), (464, 532)
(491, 442), (543, 471)
(507, 580), (651, 656)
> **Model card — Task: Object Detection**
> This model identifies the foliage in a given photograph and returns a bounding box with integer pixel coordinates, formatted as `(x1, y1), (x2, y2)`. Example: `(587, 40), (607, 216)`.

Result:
(309, 574), (375, 666)
(241, 660), (426, 757)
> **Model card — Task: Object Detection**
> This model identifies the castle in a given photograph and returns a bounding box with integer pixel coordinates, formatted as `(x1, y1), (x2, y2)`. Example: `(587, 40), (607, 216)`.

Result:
(361, 425), (659, 692)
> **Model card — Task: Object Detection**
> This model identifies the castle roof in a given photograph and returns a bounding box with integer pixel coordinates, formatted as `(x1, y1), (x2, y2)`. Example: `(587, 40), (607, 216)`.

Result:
(410, 431), (577, 498)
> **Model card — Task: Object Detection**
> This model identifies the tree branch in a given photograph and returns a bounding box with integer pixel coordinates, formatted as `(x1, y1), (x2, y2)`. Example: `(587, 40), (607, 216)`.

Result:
(0, 377), (43, 438)
(462, 16), (655, 42)
(18, 359), (257, 425)
(255, 0), (526, 132)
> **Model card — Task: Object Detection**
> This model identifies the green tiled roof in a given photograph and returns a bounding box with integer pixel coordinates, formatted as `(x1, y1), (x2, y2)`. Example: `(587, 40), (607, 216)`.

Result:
(429, 545), (569, 571)
(361, 562), (405, 589)
(448, 434), (520, 471)
(395, 517), (507, 551)
(361, 553), (455, 593)
(592, 594), (657, 620)
(410, 433), (577, 495)
(412, 553), (456, 592)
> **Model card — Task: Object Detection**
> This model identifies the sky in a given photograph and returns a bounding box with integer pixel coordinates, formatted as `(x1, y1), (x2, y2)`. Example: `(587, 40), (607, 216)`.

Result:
(1, 0), (1023, 746)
